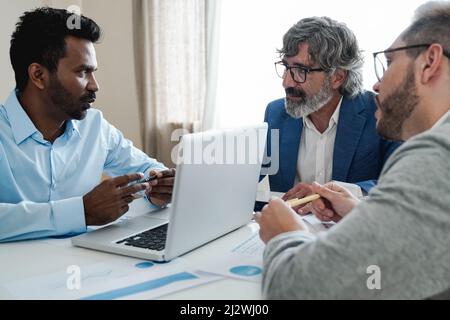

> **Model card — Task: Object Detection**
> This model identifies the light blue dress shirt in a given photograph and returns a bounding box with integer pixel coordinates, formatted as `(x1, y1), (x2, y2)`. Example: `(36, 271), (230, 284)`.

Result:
(0, 90), (166, 242)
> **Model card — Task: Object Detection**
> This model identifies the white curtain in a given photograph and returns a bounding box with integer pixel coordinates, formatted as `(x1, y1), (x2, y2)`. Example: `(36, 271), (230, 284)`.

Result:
(132, 0), (221, 167)
(203, 0), (221, 131)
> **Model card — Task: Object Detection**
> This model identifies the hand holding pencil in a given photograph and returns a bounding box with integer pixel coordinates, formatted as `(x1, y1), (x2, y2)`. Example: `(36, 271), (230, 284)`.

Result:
(255, 182), (361, 243)
(296, 182), (360, 222)
(286, 194), (321, 208)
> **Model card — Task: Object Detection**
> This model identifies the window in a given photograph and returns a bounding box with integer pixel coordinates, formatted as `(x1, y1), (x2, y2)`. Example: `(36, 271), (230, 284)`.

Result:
(215, 0), (429, 128)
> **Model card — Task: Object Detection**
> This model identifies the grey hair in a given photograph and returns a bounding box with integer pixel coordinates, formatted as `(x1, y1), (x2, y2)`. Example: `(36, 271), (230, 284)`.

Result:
(278, 16), (364, 98)
(401, 1), (450, 58)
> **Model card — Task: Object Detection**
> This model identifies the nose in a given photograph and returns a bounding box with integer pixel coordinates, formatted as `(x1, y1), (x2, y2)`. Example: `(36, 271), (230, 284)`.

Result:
(87, 73), (100, 92)
(282, 70), (297, 89)
(372, 81), (380, 93)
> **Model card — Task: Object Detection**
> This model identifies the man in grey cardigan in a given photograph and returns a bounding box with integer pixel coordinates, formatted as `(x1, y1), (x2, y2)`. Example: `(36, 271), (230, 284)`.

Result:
(255, 1), (450, 299)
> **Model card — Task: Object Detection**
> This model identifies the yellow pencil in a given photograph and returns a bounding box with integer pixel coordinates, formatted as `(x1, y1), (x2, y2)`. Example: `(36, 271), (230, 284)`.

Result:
(286, 194), (321, 207)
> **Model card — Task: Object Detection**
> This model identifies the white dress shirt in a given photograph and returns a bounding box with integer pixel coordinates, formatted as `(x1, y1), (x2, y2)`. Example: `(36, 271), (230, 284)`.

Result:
(295, 98), (363, 197)
(296, 98), (342, 185)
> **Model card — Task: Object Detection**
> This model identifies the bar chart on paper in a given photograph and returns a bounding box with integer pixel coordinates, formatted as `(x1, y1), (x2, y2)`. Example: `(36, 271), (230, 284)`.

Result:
(3, 259), (221, 300)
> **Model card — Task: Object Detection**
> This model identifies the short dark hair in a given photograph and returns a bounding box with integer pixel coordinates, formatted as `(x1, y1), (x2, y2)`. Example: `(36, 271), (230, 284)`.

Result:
(10, 7), (101, 93)
(402, 1), (450, 58)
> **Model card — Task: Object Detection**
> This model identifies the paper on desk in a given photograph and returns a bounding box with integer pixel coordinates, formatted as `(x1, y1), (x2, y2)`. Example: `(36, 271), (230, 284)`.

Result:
(193, 213), (335, 283)
(302, 213), (336, 233)
(3, 258), (221, 300)
(255, 190), (285, 203)
(194, 231), (265, 283)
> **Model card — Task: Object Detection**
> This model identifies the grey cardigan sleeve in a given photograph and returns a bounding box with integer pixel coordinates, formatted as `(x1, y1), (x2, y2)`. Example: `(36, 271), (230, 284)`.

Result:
(262, 125), (450, 299)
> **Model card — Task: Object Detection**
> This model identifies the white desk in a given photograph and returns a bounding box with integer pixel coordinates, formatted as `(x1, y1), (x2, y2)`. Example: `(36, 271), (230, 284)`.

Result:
(0, 198), (262, 300)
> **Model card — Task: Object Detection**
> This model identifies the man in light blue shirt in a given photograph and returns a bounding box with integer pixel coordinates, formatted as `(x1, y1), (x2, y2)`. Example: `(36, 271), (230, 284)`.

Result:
(0, 8), (173, 242)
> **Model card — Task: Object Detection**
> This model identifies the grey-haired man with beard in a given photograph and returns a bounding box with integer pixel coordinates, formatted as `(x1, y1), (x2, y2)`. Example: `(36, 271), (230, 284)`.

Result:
(256, 1), (450, 299)
(263, 17), (400, 206)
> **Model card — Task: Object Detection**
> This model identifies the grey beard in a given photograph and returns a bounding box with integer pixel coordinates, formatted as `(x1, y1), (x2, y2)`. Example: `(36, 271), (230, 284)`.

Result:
(285, 80), (333, 119)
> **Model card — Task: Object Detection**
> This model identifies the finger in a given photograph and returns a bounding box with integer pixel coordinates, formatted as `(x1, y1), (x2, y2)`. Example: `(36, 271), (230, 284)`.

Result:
(282, 189), (295, 200)
(324, 181), (345, 192)
(311, 182), (341, 201)
(298, 203), (312, 215)
(151, 168), (176, 179)
(321, 208), (335, 218)
(312, 198), (327, 210)
(120, 204), (130, 215)
(268, 197), (283, 205)
(270, 197), (293, 212)
(163, 168), (176, 177)
(316, 213), (332, 222)
(283, 184), (305, 200)
(309, 201), (324, 216)
(153, 177), (175, 186)
(123, 195), (134, 204)
(310, 198), (333, 217)
(120, 182), (149, 196)
(293, 190), (310, 199)
(113, 173), (144, 187)
(311, 202), (334, 218)
(291, 203), (306, 212)
(149, 193), (172, 202)
(149, 186), (173, 194)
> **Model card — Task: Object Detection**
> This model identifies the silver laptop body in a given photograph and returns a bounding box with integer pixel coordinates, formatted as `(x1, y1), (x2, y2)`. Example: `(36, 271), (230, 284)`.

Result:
(71, 123), (268, 261)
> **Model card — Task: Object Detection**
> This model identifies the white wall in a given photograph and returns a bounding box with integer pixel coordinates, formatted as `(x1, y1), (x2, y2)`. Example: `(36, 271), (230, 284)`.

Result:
(82, 0), (142, 149)
(0, 0), (43, 100)
(1, 0), (142, 149)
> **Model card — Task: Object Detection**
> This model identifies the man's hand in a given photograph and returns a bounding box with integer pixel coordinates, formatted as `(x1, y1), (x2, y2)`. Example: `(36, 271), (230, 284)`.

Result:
(299, 182), (360, 222)
(83, 173), (149, 226)
(254, 198), (310, 244)
(282, 182), (313, 213)
(146, 168), (176, 207)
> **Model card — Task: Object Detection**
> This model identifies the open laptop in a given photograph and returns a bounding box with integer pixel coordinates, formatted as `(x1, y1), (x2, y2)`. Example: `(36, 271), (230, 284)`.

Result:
(72, 123), (268, 261)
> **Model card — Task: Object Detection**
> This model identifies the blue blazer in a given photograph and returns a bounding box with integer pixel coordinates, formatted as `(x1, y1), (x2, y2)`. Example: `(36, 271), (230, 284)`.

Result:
(263, 91), (401, 194)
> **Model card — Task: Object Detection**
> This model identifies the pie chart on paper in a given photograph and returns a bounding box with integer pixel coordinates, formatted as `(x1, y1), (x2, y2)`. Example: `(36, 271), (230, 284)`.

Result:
(229, 265), (262, 277)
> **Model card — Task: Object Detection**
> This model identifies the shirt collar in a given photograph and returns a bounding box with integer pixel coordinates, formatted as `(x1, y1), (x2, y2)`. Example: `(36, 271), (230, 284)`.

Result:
(431, 110), (450, 130)
(3, 89), (81, 144)
(67, 118), (81, 137)
(303, 96), (343, 132)
(4, 90), (38, 145)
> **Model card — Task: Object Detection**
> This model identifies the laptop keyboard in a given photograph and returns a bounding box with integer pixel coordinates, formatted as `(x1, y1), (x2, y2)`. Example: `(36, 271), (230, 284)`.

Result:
(116, 224), (168, 251)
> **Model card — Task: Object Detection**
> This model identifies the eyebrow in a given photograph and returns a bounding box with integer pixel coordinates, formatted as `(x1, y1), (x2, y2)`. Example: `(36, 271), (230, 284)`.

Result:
(75, 64), (98, 72)
(281, 59), (310, 68)
(293, 62), (310, 68)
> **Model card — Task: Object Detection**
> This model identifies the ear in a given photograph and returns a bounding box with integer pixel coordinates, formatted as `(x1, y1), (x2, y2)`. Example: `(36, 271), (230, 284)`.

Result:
(330, 68), (348, 90)
(27, 63), (48, 90)
(420, 44), (445, 84)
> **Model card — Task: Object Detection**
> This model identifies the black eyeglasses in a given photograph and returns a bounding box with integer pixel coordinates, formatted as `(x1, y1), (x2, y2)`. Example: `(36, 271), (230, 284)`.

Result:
(274, 61), (325, 84)
(373, 43), (450, 82)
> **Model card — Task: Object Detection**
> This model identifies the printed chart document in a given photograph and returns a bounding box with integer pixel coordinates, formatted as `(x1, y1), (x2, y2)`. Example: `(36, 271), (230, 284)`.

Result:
(3, 258), (221, 300)
(194, 213), (335, 283)
(195, 224), (264, 283)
